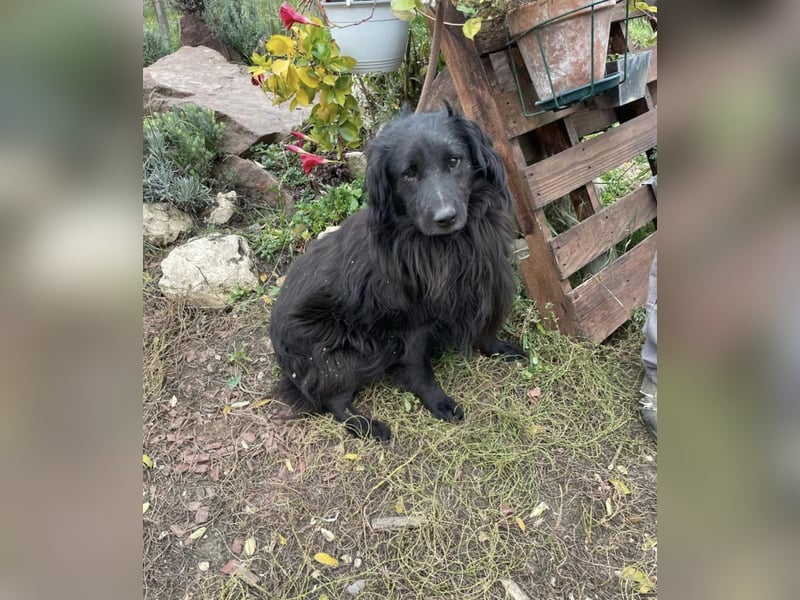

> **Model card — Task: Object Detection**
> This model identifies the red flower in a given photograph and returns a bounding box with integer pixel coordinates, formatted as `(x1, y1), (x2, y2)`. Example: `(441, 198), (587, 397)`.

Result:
(279, 2), (317, 30)
(250, 73), (265, 86)
(285, 144), (330, 175)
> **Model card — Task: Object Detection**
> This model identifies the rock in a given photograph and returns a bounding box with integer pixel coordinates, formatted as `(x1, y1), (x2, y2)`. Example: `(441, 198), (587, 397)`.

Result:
(206, 190), (237, 225)
(344, 151), (367, 178)
(143, 203), (193, 246)
(159, 234), (259, 308)
(213, 155), (294, 211)
(179, 12), (239, 61)
(144, 46), (310, 155)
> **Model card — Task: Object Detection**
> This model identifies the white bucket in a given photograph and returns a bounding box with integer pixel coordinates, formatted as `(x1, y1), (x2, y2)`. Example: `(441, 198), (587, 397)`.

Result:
(323, 0), (410, 74)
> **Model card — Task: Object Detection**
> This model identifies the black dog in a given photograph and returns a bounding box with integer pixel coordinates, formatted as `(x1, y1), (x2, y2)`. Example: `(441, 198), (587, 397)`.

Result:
(269, 107), (525, 440)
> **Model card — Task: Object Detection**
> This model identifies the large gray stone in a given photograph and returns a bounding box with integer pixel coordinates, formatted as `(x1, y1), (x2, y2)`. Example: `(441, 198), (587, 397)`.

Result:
(143, 46), (310, 155)
(213, 155), (294, 211)
(143, 203), (193, 246)
(159, 234), (259, 308)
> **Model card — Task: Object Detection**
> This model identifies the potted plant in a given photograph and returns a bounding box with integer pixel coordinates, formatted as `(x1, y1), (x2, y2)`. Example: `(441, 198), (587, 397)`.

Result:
(249, 3), (363, 162)
(506, 0), (618, 106)
(321, 0), (411, 73)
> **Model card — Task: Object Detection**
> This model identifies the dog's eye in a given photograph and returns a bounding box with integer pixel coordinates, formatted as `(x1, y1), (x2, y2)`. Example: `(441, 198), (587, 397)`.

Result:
(402, 166), (417, 181)
(448, 156), (461, 169)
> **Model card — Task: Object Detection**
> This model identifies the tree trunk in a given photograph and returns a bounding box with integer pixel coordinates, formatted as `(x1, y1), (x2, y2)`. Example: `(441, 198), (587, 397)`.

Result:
(152, 0), (172, 48)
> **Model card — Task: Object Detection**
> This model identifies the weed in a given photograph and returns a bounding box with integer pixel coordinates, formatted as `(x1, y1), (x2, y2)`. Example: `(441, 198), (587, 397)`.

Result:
(143, 25), (173, 66)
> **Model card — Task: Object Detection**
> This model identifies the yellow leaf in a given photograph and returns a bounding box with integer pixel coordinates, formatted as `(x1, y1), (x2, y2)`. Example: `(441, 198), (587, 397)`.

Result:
(297, 66), (319, 89)
(344, 453), (359, 461)
(313, 552), (339, 567)
(272, 58), (290, 77)
(514, 517), (526, 532)
(188, 526), (207, 540)
(285, 458), (294, 473)
(244, 537), (256, 556)
(259, 273), (267, 283)
(320, 596), (330, 600)
(609, 478), (631, 496)
(222, 405), (232, 414)
(620, 565), (656, 593)
(143, 502), (150, 514)
(278, 532), (287, 545)
(296, 87), (312, 106)
(142, 454), (153, 468)
(395, 496), (405, 514)
(252, 399), (271, 408)
(266, 35), (295, 57)
(462, 17), (482, 40)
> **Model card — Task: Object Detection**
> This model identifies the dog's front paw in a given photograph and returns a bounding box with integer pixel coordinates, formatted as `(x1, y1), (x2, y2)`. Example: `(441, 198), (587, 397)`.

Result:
(480, 339), (527, 362)
(427, 397), (464, 423)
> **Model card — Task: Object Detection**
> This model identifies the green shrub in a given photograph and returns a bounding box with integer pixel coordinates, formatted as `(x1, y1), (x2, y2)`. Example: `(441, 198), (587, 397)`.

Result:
(142, 104), (226, 210)
(143, 25), (173, 66)
(169, 0), (205, 13)
(203, 0), (280, 61)
(253, 177), (366, 260)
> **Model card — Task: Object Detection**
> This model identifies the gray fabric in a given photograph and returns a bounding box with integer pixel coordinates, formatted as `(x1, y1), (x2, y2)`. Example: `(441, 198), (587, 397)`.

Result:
(642, 253), (657, 384)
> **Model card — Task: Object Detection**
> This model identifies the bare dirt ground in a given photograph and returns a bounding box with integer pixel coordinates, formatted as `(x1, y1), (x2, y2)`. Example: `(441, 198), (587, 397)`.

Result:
(143, 191), (657, 600)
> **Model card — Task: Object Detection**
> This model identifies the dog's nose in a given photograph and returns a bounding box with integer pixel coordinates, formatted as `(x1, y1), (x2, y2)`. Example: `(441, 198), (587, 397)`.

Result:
(433, 207), (457, 228)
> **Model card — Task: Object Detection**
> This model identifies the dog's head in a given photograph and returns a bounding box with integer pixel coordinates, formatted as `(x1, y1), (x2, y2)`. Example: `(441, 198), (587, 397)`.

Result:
(366, 106), (509, 237)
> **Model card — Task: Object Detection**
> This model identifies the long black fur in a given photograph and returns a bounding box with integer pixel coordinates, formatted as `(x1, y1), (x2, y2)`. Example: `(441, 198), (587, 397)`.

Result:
(269, 107), (526, 440)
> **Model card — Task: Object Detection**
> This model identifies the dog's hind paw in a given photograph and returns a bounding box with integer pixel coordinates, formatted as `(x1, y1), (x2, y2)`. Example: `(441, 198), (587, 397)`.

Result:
(344, 415), (392, 442)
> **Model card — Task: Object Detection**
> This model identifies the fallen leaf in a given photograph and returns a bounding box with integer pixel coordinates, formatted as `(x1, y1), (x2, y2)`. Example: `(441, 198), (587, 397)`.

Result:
(500, 503), (515, 516)
(186, 501), (202, 512)
(188, 526), (207, 540)
(170, 524), (186, 536)
(609, 478), (631, 496)
(195, 506), (210, 524)
(346, 579), (366, 595)
(277, 532), (287, 545)
(319, 527), (335, 542)
(276, 275), (286, 287)
(169, 395), (178, 407)
(620, 565), (656, 593)
(220, 559), (243, 575)
(244, 537), (256, 556)
(242, 431), (256, 444)
(344, 453), (359, 461)
(198, 561), (210, 572)
(284, 458), (294, 473)
(313, 552), (339, 567)
(605, 498), (613, 516)
(395, 496), (405, 514)
(231, 537), (244, 553)
(499, 579), (531, 600)
(221, 406), (232, 415)
(259, 273), (267, 283)
(642, 536), (658, 551)
(142, 454), (153, 468)
(527, 387), (542, 404)
(320, 595), (330, 600)
(514, 517), (526, 532)
(252, 399), (271, 409)
(615, 465), (628, 475)
(143, 502), (150, 514)
(530, 501), (550, 518)
(209, 465), (220, 481)
(478, 531), (490, 543)
(230, 400), (250, 409)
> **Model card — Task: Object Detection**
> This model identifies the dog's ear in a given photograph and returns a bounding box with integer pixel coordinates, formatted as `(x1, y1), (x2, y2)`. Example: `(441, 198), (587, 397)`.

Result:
(365, 139), (395, 235)
(456, 116), (507, 190)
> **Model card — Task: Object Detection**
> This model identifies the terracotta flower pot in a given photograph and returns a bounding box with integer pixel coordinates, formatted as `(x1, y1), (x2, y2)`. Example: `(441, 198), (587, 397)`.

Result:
(323, 0), (410, 74)
(507, 0), (616, 102)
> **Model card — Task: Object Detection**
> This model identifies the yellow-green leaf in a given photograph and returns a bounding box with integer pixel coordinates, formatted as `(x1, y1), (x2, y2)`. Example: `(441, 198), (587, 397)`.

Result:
(296, 87), (312, 106)
(620, 565), (656, 593)
(514, 516), (526, 532)
(272, 58), (290, 77)
(344, 453), (359, 461)
(392, 9), (416, 21)
(244, 537), (256, 556)
(297, 66), (319, 88)
(609, 478), (631, 496)
(188, 526), (207, 540)
(266, 35), (295, 57)
(314, 552), (339, 567)
(142, 454), (153, 468)
(462, 17), (482, 40)
(395, 496), (405, 514)
(285, 458), (294, 473)
(530, 501), (549, 518)
(143, 502), (150, 514)
(277, 532), (287, 545)
(391, 0), (416, 11)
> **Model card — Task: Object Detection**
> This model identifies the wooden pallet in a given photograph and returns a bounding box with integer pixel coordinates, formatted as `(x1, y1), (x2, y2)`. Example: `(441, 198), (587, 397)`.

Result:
(438, 1), (657, 342)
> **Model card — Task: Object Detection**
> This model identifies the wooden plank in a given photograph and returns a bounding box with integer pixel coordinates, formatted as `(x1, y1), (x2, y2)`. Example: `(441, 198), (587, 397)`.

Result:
(497, 90), (580, 140)
(551, 185), (656, 278)
(438, 1), (581, 336)
(523, 108), (657, 208)
(570, 232), (657, 342)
